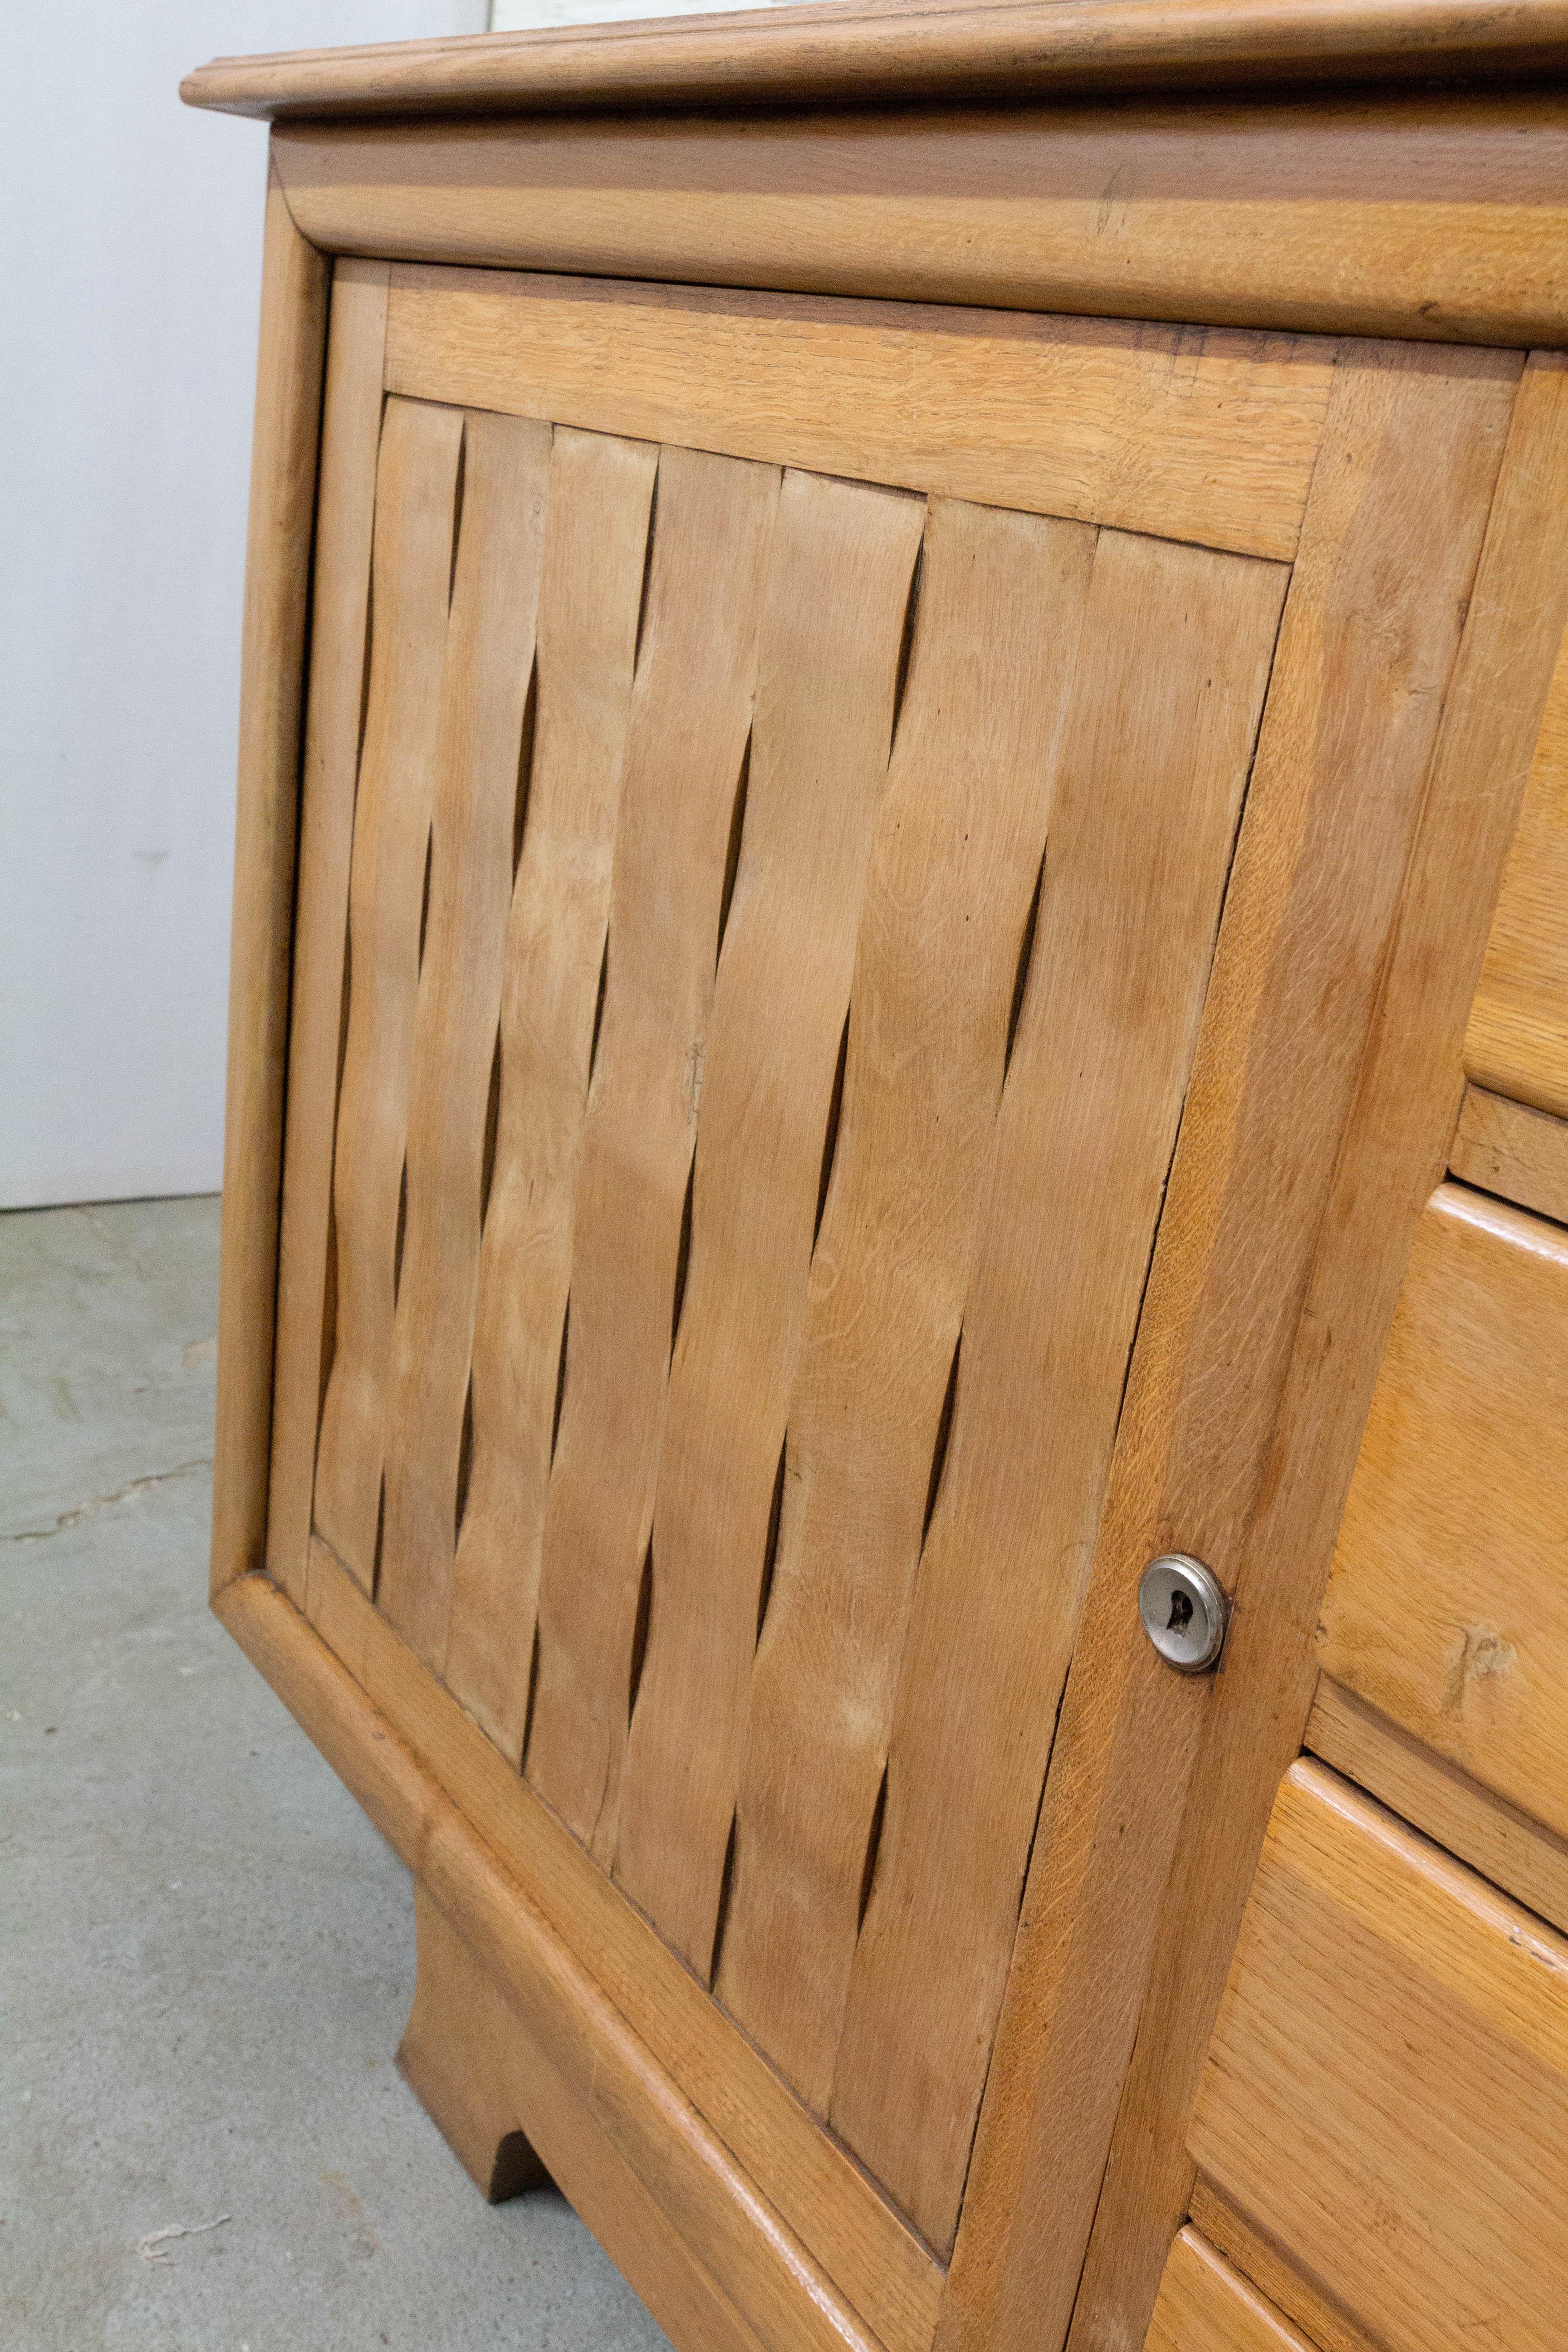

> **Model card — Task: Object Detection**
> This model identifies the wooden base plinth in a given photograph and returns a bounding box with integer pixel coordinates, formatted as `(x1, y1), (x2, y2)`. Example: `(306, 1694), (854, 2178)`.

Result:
(397, 1886), (554, 2203)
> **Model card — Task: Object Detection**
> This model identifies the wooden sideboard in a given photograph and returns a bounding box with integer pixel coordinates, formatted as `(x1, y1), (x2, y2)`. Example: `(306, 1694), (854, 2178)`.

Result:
(184, 7), (1568, 2348)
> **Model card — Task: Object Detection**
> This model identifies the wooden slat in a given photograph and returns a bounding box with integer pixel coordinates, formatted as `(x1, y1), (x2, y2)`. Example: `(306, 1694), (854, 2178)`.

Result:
(301, 1537), (944, 2352)
(376, 411), (551, 1665)
(1144, 2228), (1313, 2352)
(266, 258), (388, 1609)
(216, 1570), (885, 2352)
(443, 425), (657, 1764)
(1449, 1082), (1568, 1225)
(1317, 1180), (1568, 1846)
(832, 529), (1288, 2254)
(1059, 348), (1568, 2352)
(940, 343), (1530, 2352)
(311, 398), (462, 1587)
(613, 469), (924, 1978)
(268, 95), (1568, 352)
(1187, 2181), (1382, 2352)
(1190, 1759), (1568, 2352)
(717, 496), (1097, 2112)
(211, 169), (328, 1597)
(1465, 612), (1568, 1116)
(384, 267), (1333, 565)
(527, 446), (781, 1856)
(1306, 1675), (1568, 1947)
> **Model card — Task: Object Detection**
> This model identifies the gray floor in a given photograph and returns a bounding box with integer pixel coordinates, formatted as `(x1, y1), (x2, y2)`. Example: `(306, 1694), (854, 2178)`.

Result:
(0, 1195), (670, 2351)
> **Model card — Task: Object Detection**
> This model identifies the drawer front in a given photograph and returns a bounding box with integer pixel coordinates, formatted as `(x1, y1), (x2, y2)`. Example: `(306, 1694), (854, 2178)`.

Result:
(1465, 614), (1568, 1116)
(1317, 1180), (1568, 1841)
(1190, 1760), (1568, 2352)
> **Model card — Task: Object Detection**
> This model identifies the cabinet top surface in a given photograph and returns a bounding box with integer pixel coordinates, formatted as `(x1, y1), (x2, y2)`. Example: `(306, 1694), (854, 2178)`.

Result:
(182, 0), (1568, 124)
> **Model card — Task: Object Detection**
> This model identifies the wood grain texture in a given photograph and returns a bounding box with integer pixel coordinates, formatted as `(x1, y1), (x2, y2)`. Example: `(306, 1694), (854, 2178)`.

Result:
(1307, 1674), (1568, 1945)
(716, 497), (1095, 2114)
(938, 342), (1525, 2352)
(1062, 345), (1568, 2352)
(384, 267), (1332, 564)
(1449, 1082), (1568, 1224)
(216, 1570), (885, 2352)
(1144, 2228), (1313, 2352)
(526, 445), (780, 1859)
(274, 94), (1568, 349)
(1186, 2182), (1381, 2352)
(295, 1538), (941, 2352)
(183, 4), (1568, 126)
(1191, 1759), (1568, 2352)
(311, 397), (462, 1589)
(831, 529), (1287, 2255)
(613, 469), (924, 1979)
(443, 425), (656, 1764)
(265, 256), (387, 1608)
(1316, 1181), (1568, 1845)
(375, 410), (550, 1664)
(211, 169), (328, 1599)
(1465, 608), (1568, 1115)
(401, 1888), (769, 2352)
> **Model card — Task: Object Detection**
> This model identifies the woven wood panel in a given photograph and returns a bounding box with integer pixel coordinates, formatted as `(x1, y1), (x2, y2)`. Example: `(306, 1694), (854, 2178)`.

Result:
(294, 389), (1286, 2250)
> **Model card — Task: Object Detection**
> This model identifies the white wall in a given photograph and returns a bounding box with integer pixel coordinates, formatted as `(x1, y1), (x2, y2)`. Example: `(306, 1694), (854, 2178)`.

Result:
(0, 4), (483, 1210)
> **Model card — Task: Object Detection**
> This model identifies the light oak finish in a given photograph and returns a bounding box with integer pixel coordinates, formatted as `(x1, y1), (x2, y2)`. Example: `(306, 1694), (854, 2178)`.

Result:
(211, 170), (328, 1598)
(183, 2), (1568, 124)
(1465, 607), (1568, 1115)
(1144, 2228), (1313, 2352)
(940, 340), (1527, 2352)
(311, 397), (464, 1589)
(270, 95), (1568, 348)
(1317, 1181), (1568, 1845)
(265, 257), (388, 1609)
(1186, 2183), (1382, 2352)
(443, 424), (656, 1763)
(828, 528), (1286, 2252)
(1191, 1759), (1568, 2352)
(1449, 1081), (1568, 1224)
(218, 1568), (887, 2352)
(401, 1891), (768, 2352)
(304, 1532), (942, 2352)
(384, 267), (1333, 564)
(1306, 1674), (1568, 1944)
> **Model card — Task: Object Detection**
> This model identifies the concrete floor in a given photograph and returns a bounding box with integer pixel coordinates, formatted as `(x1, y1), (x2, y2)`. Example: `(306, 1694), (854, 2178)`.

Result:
(0, 1195), (670, 2351)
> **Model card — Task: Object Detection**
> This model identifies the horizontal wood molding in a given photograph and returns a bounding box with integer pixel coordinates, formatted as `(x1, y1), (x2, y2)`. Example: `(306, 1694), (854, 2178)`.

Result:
(272, 93), (1568, 346)
(383, 266), (1331, 560)
(1307, 1675), (1568, 1942)
(184, 1), (1568, 124)
(1145, 2225), (1316, 2352)
(218, 1566), (927, 2352)
(1186, 2182), (1383, 2352)
(293, 1539), (943, 2352)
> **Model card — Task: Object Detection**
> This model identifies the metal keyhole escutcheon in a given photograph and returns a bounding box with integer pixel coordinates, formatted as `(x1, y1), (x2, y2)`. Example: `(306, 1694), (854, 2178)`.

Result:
(1138, 1553), (1228, 1672)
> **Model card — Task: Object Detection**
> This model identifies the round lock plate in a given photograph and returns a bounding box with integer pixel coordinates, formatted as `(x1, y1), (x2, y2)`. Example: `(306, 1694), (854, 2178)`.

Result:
(1138, 1553), (1228, 1673)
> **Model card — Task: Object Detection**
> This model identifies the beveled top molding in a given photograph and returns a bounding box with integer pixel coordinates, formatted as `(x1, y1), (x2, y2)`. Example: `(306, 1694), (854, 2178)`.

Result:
(182, 0), (1568, 123)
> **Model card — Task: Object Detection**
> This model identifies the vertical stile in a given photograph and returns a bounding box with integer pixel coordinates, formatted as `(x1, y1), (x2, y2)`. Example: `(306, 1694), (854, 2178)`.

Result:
(313, 398), (463, 1587)
(376, 411), (552, 1664)
(444, 427), (659, 1761)
(614, 470), (926, 1976)
(715, 498), (1098, 2111)
(830, 529), (1289, 2251)
(526, 446), (781, 1854)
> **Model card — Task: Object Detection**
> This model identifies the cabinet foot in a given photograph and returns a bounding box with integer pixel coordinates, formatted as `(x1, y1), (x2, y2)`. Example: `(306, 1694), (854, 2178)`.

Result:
(397, 1883), (553, 2203)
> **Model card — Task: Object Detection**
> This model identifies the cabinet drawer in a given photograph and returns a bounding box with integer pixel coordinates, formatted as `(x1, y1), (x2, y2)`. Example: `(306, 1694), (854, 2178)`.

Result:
(1317, 1180), (1568, 1840)
(1190, 1760), (1568, 2352)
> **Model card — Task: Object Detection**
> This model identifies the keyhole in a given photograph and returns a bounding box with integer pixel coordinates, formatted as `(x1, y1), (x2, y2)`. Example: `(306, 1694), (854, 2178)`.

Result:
(1166, 1589), (1193, 1635)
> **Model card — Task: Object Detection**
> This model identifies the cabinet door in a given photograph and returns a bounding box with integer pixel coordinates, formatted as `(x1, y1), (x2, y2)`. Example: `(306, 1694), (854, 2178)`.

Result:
(257, 260), (1541, 2350)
